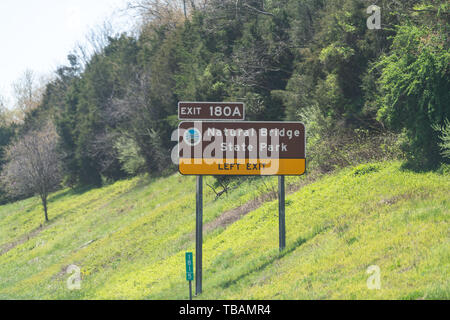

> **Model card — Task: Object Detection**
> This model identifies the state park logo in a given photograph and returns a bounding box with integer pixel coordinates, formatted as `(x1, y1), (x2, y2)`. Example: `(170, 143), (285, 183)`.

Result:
(184, 128), (202, 147)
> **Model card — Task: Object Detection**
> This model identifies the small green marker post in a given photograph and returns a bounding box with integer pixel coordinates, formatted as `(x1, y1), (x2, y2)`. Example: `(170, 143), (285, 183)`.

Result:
(185, 252), (194, 300)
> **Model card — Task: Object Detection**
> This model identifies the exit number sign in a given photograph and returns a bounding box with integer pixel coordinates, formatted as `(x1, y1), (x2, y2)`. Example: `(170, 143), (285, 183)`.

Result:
(185, 252), (194, 281)
(178, 102), (245, 121)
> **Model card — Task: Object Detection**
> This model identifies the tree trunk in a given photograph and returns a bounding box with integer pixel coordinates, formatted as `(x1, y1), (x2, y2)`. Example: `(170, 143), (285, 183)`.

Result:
(42, 196), (49, 222)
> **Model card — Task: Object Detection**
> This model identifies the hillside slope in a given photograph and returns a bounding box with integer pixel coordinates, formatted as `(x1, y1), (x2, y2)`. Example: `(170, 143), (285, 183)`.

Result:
(0, 162), (448, 300)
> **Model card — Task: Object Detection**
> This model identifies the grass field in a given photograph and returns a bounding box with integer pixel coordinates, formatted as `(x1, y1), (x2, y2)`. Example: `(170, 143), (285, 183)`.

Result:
(0, 161), (448, 300)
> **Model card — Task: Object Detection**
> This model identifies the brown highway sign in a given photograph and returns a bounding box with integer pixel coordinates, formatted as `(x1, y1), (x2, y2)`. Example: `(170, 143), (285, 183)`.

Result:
(178, 122), (306, 176)
(178, 102), (245, 121)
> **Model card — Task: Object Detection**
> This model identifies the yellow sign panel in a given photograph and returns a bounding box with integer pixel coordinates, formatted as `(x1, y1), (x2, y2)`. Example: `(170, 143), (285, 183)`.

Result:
(179, 159), (306, 176)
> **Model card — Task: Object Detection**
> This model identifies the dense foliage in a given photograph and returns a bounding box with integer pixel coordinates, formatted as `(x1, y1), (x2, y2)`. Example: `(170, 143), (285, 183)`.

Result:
(0, 0), (448, 193)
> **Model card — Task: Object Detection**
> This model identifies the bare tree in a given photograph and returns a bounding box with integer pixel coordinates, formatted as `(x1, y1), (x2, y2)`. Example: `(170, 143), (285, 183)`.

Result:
(1, 122), (63, 222)
(69, 21), (117, 70)
(126, 0), (208, 27)
(11, 70), (47, 122)
(0, 96), (11, 126)
(0, 94), (8, 124)
(127, 0), (185, 27)
(0, 94), (5, 108)
(0, 95), (22, 125)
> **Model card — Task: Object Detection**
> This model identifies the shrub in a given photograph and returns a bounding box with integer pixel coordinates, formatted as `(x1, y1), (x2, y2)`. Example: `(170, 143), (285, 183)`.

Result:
(433, 119), (450, 160)
(299, 105), (401, 173)
(114, 136), (147, 176)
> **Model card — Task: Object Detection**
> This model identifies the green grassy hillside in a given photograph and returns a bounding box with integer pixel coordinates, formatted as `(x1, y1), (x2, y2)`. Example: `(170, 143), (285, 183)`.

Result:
(0, 162), (448, 300)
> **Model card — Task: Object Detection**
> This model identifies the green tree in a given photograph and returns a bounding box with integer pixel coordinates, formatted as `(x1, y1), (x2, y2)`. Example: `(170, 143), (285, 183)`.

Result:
(376, 24), (449, 168)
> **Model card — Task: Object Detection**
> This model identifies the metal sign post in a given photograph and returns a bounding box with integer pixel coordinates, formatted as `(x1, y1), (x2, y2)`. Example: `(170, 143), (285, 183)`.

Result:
(278, 176), (286, 251)
(195, 176), (203, 295)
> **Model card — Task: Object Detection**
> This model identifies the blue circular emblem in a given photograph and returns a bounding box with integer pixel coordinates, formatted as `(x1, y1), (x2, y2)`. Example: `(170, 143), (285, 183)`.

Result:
(184, 128), (202, 146)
